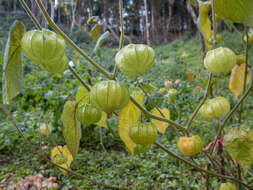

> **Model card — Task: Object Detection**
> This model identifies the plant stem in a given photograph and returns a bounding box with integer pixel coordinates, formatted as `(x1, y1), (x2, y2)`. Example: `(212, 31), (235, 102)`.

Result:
(211, 0), (216, 49)
(34, 0), (111, 79)
(238, 27), (249, 124)
(130, 96), (188, 134)
(206, 164), (210, 190)
(68, 65), (90, 91)
(0, 103), (130, 190)
(137, 79), (181, 136)
(154, 142), (252, 189)
(137, 79), (164, 117)
(119, 0), (124, 50)
(212, 68), (253, 153)
(19, 0), (42, 30)
(186, 73), (212, 130)
(237, 165), (242, 190)
(112, 0), (124, 80)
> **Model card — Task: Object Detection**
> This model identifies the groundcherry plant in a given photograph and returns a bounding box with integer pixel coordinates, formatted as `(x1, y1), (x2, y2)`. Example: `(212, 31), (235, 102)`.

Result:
(1, 0), (253, 189)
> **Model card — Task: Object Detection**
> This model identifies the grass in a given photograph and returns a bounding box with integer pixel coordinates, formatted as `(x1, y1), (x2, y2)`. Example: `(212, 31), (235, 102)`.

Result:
(1, 15), (253, 189)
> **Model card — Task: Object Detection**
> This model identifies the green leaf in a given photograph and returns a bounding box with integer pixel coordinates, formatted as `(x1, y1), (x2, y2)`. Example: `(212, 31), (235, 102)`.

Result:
(91, 24), (102, 41)
(224, 126), (253, 172)
(223, 19), (234, 30)
(61, 101), (81, 158)
(96, 111), (108, 128)
(118, 92), (144, 155)
(75, 86), (89, 105)
(2, 21), (25, 104)
(139, 81), (155, 93)
(94, 31), (110, 58)
(215, 0), (253, 26)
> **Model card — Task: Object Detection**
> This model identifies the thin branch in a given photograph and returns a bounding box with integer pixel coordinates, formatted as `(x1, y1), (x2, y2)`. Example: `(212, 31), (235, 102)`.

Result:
(154, 142), (252, 189)
(68, 65), (90, 91)
(112, 0), (124, 80)
(137, 79), (164, 117)
(130, 96), (188, 134)
(212, 68), (253, 153)
(19, 0), (42, 30)
(0, 103), (130, 190)
(238, 27), (249, 124)
(100, 127), (107, 153)
(186, 73), (212, 130)
(211, 0), (216, 49)
(34, 0), (112, 79)
(119, 0), (124, 50)
(137, 79), (181, 136)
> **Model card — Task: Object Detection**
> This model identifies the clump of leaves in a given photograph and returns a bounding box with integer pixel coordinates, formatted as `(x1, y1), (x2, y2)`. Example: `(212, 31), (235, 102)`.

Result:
(224, 126), (253, 171)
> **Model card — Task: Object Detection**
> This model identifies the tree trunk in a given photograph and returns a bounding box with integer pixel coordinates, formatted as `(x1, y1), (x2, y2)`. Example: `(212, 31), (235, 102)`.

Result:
(144, 0), (150, 45)
(103, 0), (109, 25)
(42, 0), (48, 28)
(151, 0), (158, 42)
(76, 0), (81, 27)
(70, 2), (77, 32)
(186, 2), (197, 25)
(168, 0), (175, 29)
(50, 0), (55, 21)
(13, 0), (17, 12)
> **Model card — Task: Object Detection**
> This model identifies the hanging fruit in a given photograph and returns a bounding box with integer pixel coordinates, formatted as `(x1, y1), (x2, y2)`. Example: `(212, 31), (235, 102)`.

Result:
(21, 29), (68, 73)
(133, 144), (151, 155)
(76, 104), (102, 125)
(204, 47), (236, 75)
(177, 136), (203, 157)
(89, 80), (130, 113)
(219, 182), (236, 190)
(39, 123), (53, 135)
(199, 97), (230, 119)
(115, 44), (155, 78)
(129, 122), (158, 146)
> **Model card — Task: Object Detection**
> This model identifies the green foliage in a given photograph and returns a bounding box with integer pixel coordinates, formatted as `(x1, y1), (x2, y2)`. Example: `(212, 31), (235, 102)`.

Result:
(61, 101), (81, 158)
(215, 0), (253, 26)
(224, 126), (253, 171)
(2, 12), (253, 188)
(2, 21), (25, 104)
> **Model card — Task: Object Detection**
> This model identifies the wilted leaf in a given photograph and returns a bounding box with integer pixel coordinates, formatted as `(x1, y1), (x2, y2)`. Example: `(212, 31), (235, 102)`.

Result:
(2, 21), (25, 104)
(118, 92), (144, 154)
(151, 108), (170, 134)
(94, 31), (110, 58)
(51, 145), (73, 174)
(215, 0), (253, 27)
(96, 111), (108, 128)
(224, 126), (253, 172)
(197, 1), (212, 50)
(91, 24), (102, 41)
(229, 64), (250, 98)
(61, 101), (81, 158)
(75, 86), (89, 105)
